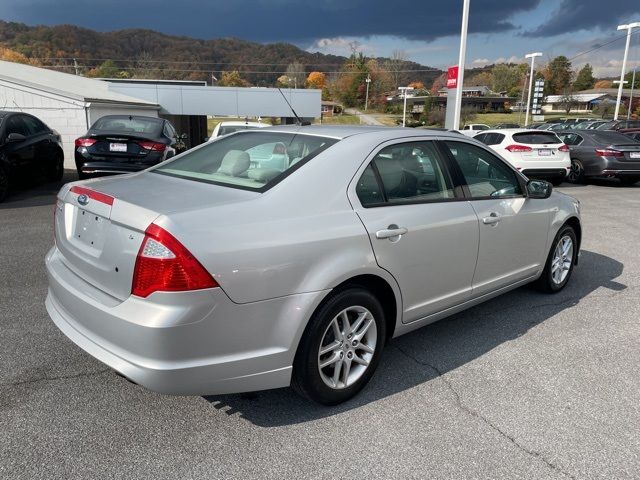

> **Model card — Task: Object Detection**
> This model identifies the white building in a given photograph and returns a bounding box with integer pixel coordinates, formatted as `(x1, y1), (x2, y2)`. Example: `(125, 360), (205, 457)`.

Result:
(0, 61), (321, 169)
(0, 60), (159, 167)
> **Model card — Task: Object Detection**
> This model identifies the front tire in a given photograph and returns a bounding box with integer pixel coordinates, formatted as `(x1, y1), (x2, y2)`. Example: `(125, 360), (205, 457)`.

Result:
(292, 287), (386, 405)
(536, 225), (577, 293)
(45, 151), (64, 182)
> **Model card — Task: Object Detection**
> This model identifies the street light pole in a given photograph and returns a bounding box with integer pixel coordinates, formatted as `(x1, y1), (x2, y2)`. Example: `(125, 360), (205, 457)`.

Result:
(452, 0), (470, 130)
(628, 68), (637, 120)
(399, 86), (414, 127)
(365, 74), (371, 111)
(614, 22), (640, 120)
(524, 52), (542, 127)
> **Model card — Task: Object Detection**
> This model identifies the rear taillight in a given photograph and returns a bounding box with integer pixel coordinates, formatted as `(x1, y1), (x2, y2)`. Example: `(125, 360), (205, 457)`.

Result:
(595, 148), (624, 157)
(138, 141), (166, 152)
(505, 144), (533, 152)
(132, 224), (218, 298)
(75, 137), (97, 147)
(558, 144), (570, 152)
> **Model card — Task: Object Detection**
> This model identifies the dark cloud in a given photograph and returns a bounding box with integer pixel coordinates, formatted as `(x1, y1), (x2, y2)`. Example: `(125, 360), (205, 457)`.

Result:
(3, 0), (542, 42)
(526, 0), (640, 37)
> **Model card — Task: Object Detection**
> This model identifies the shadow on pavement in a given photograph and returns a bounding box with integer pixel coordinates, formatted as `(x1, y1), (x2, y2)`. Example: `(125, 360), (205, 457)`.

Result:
(0, 170), (77, 210)
(204, 250), (625, 427)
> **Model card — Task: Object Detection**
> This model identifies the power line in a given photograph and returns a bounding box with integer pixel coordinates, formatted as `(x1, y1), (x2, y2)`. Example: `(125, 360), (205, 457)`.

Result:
(568, 29), (640, 63)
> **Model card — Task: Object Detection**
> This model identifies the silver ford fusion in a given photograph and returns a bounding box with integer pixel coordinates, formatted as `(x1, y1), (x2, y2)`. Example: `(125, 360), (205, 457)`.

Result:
(46, 126), (581, 405)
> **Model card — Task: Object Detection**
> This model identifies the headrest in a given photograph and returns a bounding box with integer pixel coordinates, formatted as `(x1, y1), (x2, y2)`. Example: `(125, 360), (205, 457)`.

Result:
(218, 150), (250, 176)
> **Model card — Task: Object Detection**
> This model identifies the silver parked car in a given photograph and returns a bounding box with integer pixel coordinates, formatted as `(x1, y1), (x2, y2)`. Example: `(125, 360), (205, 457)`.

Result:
(46, 126), (582, 405)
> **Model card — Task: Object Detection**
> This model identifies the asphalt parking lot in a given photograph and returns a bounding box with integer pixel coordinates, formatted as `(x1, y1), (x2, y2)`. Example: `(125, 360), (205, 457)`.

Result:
(1, 173), (639, 480)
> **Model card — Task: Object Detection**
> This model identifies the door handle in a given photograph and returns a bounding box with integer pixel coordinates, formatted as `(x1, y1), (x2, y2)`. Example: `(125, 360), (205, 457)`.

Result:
(376, 225), (408, 239)
(482, 212), (501, 225)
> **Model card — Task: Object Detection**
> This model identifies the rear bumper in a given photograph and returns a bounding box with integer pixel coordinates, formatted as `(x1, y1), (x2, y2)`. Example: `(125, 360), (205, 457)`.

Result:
(75, 152), (164, 175)
(600, 169), (640, 178)
(521, 168), (568, 180)
(45, 246), (327, 395)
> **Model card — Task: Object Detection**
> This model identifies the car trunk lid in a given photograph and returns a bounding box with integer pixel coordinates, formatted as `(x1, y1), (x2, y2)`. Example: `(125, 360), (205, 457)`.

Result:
(55, 172), (258, 301)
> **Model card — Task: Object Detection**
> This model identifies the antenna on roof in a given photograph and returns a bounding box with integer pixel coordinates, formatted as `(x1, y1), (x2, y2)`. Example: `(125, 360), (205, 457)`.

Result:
(276, 87), (310, 126)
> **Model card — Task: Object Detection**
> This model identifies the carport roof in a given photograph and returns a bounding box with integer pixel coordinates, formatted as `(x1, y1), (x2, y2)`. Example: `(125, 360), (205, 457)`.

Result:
(0, 60), (158, 107)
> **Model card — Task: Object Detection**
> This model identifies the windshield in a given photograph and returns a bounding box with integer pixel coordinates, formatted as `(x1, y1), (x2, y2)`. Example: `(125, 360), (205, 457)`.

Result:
(154, 131), (338, 191)
(92, 116), (163, 135)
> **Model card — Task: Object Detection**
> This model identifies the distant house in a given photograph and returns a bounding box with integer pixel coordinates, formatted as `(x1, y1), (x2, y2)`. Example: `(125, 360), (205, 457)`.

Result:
(437, 85), (493, 97)
(321, 101), (342, 117)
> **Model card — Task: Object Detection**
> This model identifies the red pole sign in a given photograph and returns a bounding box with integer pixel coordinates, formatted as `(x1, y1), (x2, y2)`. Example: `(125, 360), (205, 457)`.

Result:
(447, 66), (459, 89)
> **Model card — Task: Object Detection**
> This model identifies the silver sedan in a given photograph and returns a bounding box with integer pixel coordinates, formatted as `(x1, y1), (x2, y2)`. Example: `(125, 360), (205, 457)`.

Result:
(46, 126), (581, 405)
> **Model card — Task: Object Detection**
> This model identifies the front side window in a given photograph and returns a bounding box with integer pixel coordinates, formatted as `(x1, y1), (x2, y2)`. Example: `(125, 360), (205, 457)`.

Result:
(356, 141), (455, 206)
(154, 131), (337, 191)
(443, 141), (523, 199)
(21, 115), (48, 135)
(4, 116), (30, 137)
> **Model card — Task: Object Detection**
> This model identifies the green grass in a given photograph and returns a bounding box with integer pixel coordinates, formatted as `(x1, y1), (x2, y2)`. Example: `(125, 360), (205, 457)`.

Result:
(315, 114), (361, 125)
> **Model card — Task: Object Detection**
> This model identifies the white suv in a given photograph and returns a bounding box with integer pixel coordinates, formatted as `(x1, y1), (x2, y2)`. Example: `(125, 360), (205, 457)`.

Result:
(474, 129), (570, 185)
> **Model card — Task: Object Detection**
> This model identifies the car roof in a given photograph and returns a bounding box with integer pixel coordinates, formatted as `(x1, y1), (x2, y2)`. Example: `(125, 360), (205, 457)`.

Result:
(218, 121), (266, 127)
(257, 124), (465, 141)
(479, 128), (556, 134)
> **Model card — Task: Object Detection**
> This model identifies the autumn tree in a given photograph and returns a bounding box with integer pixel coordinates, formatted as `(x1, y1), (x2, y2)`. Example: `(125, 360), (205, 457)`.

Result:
(285, 62), (306, 88)
(491, 64), (523, 93)
(624, 69), (640, 89)
(0, 47), (39, 65)
(384, 49), (407, 90)
(86, 60), (130, 79)
(430, 72), (447, 95)
(544, 56), (573, 94)
(218, 70), (250, 87)
(334, 53), (368, 107)
(306, 71), (326, 89)
(573, 64), (595, 91)
(464, 71), (493, 88)
(594, 79), (613, 89)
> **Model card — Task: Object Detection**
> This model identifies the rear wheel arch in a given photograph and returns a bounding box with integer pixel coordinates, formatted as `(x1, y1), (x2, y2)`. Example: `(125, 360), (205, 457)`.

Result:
(563, 216), (581, 262)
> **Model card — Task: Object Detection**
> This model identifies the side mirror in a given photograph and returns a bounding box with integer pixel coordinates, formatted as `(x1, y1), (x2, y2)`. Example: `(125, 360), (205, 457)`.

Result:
(7, 132), (26, 143)
(527, 179), (552, 199)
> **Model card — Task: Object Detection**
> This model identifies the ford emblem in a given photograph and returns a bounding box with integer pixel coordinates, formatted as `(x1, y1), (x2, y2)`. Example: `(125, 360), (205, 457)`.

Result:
(77, 194), (89, 206)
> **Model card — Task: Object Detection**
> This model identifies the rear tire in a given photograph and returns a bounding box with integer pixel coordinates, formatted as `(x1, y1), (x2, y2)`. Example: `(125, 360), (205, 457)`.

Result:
(0, 164), (9, 203)
(567, 159), (585, 184)
(536, 225), (577, 293)
(292, 287), (386, 405)
(619, 176), (640, 186)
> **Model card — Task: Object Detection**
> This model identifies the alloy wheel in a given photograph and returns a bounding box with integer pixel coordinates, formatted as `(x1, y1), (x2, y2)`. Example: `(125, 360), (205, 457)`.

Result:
(567, 160), (583, 183)
(551, 235), (573, 285)
(317, 306), (378, 390)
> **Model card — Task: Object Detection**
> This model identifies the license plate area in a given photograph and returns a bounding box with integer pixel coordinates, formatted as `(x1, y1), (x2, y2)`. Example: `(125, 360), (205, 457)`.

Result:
(630, 152), (640, 159)
(538, 149), (552, 156)
(72, 208), (107, 252)
(109, 142), (127, 152)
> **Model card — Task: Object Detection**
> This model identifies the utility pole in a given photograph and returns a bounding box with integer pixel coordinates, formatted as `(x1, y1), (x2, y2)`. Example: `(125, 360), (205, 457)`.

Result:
(365, 74), (371, 111)
(452, 0), (470, 130)
(628, 68), (637, 120)
(399, 86), (414, 127)
(525, 52), (542, 127)
(73, 58), (79, 76)
(614, 22), (640, 120)
(518, 71), (528, 126)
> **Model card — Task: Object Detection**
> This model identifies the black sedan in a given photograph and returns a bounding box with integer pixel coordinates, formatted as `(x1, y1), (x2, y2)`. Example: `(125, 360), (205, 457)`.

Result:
(557, 130), (640, 185)
(75, 115), (180, 178)
(0, 111), (64, 202)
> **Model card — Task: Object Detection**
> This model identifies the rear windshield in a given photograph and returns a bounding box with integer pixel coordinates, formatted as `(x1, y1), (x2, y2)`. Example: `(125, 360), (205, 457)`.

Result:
(512, 132), (561, 144)
(92, 116), (163, 135)
(154, 131), (338, 191)
(217, 125), (261, 136)
(591, 131), (640, 145)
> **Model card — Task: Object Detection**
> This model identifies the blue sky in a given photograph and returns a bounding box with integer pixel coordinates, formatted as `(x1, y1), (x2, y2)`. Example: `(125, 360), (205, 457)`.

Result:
(1, 0), (639, 77)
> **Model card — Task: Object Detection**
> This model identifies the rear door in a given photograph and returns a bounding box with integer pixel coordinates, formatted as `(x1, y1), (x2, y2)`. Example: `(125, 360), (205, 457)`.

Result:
(21, 114), (56, 166)
(440, 140), (551, 296)
(349, 139), (479, 323)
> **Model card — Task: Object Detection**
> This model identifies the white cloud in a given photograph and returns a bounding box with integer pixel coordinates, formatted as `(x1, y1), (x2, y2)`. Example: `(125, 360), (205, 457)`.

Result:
(307, 37), (377, 56)
(472, 58), (490, 66)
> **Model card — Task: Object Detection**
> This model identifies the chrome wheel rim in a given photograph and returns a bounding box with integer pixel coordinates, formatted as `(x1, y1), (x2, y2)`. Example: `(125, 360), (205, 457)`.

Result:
(568, 160), (582, 182)
(551, 235), (573, 285)
(318, 306), (378, 390)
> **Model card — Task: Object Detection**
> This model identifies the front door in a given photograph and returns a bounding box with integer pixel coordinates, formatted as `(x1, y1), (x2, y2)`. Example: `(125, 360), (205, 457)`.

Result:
(350, 140), (479, 323)
(440, 140), (551, 297)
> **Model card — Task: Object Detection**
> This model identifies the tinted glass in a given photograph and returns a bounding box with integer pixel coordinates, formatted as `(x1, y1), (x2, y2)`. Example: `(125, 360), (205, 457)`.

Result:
(218, 125), (261, 136)
(92, 116), (163, 135)
(155, 131), (337, 191)
(475, 125), (489, 131)
(591, 131), (639, 145)
(356, 164), (384, 206)
(368, 141), (455, 204)
(558, 133), (583, 146)
(512, 132), (561, 144)
(21, 115), (48, 135)
(444, 141), (523, 198)
(4, 116), (30, 137)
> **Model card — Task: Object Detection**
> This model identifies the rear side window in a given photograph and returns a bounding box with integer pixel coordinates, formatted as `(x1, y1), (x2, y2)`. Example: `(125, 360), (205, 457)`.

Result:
(558, 133), (583, 146)
(22, 115), (48, 135)
(356, 141), (455, 206)
(155, 131), (337, 192)
(512, 132), (561, 144)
